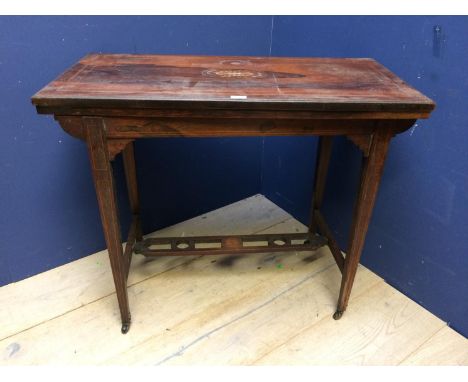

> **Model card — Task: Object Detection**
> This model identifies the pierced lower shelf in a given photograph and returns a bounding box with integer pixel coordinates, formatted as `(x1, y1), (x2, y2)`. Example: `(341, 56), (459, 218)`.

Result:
(133, 232), (327, 257)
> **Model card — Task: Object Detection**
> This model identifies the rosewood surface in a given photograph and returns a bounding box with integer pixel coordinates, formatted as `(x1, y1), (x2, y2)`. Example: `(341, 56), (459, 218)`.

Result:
(32, 54), (435, 334)
(33, 54), (433, 115)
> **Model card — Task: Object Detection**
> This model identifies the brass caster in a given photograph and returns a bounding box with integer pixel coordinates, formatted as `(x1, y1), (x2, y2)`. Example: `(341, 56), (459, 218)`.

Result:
(121, 323), (131, 334)
(333, 310), (344, 320)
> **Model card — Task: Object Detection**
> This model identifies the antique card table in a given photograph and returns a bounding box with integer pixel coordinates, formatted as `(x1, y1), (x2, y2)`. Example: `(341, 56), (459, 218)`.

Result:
(32, 54), (435, 333)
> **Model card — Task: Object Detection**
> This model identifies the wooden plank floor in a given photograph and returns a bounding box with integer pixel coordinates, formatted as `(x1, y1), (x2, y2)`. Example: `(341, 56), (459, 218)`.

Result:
(1, 194), (466, 365)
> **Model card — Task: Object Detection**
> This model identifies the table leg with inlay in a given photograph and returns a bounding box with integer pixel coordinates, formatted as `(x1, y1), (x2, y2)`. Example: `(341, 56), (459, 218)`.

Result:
(84, 117), (132, 334)
(334, 126), (393, 319)
(32, 54), (435, 334)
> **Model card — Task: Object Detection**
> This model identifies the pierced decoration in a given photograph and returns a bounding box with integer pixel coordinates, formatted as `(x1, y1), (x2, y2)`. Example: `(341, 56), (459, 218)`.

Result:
(133, 232), (327, 257)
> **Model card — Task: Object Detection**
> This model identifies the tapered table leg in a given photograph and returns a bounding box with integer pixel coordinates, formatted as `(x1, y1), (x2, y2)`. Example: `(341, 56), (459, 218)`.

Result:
(84, 117), (131, 334)
(122, 142), (143, 241)
(334, 128), (393, 319)
(309, 136), (333, 233)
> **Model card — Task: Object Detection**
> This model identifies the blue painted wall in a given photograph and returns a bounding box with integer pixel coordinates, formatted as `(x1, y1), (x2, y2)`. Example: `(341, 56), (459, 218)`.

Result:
(0, 16), (271, 285)
(262, 16), (468, 336)
(1, 16), (466, 338)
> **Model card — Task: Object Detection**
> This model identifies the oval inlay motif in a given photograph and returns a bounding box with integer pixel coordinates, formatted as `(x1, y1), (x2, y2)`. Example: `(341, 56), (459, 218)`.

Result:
(202, 69), (264, 78)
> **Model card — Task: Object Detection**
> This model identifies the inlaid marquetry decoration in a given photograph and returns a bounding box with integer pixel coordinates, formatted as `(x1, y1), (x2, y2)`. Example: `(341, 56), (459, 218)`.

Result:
(202, 69), (265, 78)
(32, 54), (435, 334)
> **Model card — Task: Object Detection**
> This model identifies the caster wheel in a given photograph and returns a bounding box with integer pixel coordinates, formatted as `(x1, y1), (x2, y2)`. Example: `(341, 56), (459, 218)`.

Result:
(121, 323), (131, 334)
(333, 310), (344, 320)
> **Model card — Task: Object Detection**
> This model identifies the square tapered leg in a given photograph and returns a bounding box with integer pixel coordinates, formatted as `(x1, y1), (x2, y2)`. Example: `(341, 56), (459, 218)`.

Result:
(85, 117), (131, 334)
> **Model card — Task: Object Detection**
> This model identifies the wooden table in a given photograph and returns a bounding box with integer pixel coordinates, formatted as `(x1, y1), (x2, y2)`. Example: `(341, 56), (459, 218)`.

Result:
(32, 54), (435, 334)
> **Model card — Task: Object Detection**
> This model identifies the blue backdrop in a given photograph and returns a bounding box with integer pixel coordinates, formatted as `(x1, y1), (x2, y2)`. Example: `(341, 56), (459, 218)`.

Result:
(0, 16), (466, 337)
(0, 15), (270, 284)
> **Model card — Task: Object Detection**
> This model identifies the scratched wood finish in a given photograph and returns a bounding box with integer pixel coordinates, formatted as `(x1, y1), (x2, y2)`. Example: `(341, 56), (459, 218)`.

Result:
(32, 54), (434, 117)
(31, 54), (436, 333)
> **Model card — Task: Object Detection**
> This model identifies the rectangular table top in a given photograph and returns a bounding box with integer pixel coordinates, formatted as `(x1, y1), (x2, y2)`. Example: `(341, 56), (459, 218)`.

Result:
(32, 54), (434, 115)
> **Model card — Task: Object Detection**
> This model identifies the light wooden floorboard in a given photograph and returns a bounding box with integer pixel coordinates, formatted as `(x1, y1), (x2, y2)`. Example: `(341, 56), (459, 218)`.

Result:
(0, 194), (288, 341)
(1, 194), (465, 365)
(400, 326), (468, 365)
(254, 282), (447, 365)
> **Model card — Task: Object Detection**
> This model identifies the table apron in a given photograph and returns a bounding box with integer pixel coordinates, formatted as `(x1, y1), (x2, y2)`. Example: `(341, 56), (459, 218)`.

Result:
(56, 116), (416, 140)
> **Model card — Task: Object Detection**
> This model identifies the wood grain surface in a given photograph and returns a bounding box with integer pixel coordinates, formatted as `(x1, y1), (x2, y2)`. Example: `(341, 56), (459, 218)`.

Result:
(32, 54), (435, 114)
